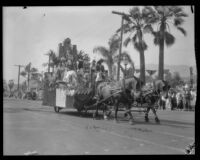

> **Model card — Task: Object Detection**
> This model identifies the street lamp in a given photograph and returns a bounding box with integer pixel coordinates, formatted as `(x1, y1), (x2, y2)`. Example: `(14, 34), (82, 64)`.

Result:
(122, 55), (128, 79)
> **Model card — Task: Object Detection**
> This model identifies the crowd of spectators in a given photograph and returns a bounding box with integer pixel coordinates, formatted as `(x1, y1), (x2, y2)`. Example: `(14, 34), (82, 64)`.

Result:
(158, 84), (196, 111)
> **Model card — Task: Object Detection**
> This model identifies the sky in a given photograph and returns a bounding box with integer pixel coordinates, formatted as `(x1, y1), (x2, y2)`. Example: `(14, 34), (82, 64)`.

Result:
(3, 6), (195, 83)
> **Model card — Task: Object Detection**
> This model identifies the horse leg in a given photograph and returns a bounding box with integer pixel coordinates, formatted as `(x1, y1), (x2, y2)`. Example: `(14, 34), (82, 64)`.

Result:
(145, 107), (151, 122)
(102, 103), (108, 120)
(127, 106), (134, 125)
(114, 100), (119, 123)
(150, 106), (160, 123)
(93, 103), (99, 120)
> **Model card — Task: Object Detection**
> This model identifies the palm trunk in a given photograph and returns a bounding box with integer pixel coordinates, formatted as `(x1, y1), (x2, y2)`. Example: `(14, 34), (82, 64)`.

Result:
(27, 73), (30, 91)
(158, 23), (165, 80)
(140, 50), (145, 84)
(138, 29), (145, 84)
(108, 66), (113, 79)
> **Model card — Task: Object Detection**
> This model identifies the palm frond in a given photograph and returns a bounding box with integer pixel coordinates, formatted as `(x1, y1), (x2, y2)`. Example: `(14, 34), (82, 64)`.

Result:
(164, 31), (175, 47)
(25, 62), (31, 72)
(116, 27), (121, 33)
(152, 31), (161, 46)
(154, 6), (165, 15)
(123, 37), (131, 47)
(143, 6), (155, 15)
(116, 22), (132, 34)
(129, 7), (141, 20)
(145, 14), (160, 24)
(175, 12), (188, 17)
(174, 17), (184, 26)
(20, 71), (27, 77)
(177, 26), (187, 36)
(30, 67), (38, 73)
(141, 40), (148, 51)
(133, 40), (148, 52)
(166, 23), (171, 33)
(108, 34), (120, 53)
(142, 6), (157, 23)
(170, 6), (182, 15)
(123, 15), (131, 22)
(143, 24), (154, 34)
(93, 46), (110, 58)
(132, 34), (137, 43)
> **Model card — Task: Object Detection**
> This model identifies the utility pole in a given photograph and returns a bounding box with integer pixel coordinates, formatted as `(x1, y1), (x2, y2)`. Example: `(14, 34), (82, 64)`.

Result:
(14, 65), (25, 91)
(112, 11), (131, 80)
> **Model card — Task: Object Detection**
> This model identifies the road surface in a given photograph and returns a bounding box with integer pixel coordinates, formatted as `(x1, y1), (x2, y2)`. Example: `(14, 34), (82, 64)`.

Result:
(3, 98), (194, 155)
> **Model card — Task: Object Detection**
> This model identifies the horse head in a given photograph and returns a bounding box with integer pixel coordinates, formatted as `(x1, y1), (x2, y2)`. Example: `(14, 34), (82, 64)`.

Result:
(123, 76), (144, 98)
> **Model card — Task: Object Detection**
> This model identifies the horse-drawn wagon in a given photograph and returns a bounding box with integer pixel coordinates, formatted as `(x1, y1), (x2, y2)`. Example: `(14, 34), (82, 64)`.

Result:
(42, 67), (170, 125)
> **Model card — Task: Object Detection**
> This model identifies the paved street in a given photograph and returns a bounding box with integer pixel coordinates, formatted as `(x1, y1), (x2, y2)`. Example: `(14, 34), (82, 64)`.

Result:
(3, 98), (194, 155)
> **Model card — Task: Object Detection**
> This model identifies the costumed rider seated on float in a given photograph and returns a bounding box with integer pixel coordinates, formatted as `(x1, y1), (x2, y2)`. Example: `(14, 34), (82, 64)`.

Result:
(94, 59), (105, 98)
(54, 57), (66, 81)
(62, 60), (78, 96)
(76, 60), (87, 89)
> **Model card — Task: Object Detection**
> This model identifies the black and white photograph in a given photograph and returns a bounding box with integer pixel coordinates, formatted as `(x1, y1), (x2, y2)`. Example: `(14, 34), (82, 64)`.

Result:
(3, 6), (196, 155)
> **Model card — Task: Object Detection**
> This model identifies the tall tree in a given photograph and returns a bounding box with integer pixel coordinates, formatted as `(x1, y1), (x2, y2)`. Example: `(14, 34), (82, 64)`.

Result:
(48, 50), (59, 73)
(8, 80), (14, 95)
(117, 6), (157, 83)
(20, 62), (38, 91)
(151, 6), (188, 80)
(93, 34), (120, 78)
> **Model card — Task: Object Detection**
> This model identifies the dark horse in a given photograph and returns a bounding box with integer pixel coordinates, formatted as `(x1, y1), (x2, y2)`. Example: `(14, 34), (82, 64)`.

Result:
(132, 78), (170, 123)
(93, 77), (170, 124)
(93, 77), (138, 124)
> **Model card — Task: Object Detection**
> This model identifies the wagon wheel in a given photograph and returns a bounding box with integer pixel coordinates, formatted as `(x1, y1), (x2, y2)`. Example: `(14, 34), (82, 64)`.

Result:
(54, 106), (61, 113)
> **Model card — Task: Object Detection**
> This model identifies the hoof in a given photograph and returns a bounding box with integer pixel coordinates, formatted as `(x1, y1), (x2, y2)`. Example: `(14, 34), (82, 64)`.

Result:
(104, 115), (108, 120)
(93, 113), (97, 120)
(155, 117), (160, 123)
(145, 116), (149, 122)
(114, 119), (119, 123)
(124, 113), (128, 117)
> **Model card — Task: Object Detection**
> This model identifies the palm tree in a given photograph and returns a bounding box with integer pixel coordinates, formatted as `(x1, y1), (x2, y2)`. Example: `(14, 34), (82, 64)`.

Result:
(117, 6), (157, 84)
(151, 6), (188, 80)
(93, 34), (120, 79)
(48, 50), (60, 73)
(8, 80), (14, 95)
(20, 62), (38, 91)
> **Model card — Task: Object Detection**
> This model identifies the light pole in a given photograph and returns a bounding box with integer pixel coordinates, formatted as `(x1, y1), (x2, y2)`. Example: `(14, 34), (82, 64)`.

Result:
(112, 11), (132, 80)
(122, 55), (128, 79)
(14, 65), (25, 92)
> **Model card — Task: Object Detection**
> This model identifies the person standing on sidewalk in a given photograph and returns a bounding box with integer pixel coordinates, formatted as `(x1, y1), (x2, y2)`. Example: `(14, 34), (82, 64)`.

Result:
(184, 85), (192, 111)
